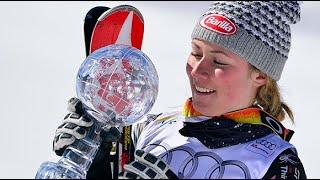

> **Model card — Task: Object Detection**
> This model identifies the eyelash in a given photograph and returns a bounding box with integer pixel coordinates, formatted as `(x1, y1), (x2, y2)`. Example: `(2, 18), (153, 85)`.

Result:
(191, 52), (228, 66)
(191, 52), (202, 60)
(213, 60), (228, 66)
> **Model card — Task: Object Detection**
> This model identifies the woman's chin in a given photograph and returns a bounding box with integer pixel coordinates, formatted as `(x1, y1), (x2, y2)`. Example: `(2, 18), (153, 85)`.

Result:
(192, 101), (217, 116)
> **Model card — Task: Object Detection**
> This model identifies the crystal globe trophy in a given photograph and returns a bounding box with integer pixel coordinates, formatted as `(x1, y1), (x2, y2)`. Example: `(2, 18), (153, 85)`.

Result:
(35, 44), (159, 179)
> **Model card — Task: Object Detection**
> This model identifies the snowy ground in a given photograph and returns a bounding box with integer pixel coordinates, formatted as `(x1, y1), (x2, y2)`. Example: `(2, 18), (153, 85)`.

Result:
(0, 1), (319, 178)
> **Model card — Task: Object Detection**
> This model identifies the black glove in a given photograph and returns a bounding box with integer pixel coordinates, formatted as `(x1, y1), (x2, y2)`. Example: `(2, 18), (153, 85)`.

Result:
(119, 150), (178, 179)
(53, 97), (121, 178)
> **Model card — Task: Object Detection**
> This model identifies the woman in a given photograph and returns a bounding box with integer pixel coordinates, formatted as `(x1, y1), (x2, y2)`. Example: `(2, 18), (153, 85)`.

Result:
(53, 1), (306, 179)
(124, 1), (307, 179)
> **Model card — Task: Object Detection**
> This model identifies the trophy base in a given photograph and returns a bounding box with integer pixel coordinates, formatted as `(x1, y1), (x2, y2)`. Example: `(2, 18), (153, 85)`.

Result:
(35, 161), (85, 179)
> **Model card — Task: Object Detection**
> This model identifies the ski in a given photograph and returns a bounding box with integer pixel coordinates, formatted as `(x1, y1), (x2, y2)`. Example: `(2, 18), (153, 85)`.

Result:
(90, 5), (144, 54)
(83, 4), (145, 178)
(84, 6), (111, 57)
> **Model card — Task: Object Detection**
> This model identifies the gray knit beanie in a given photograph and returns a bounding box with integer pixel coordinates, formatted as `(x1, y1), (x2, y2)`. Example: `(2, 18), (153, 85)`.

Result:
(191, 1), (301, 80)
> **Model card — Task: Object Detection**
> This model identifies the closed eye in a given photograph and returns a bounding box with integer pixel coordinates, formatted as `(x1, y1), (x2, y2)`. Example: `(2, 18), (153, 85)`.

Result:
(213, 60), (228, 66)
(190, 52), (202, 60)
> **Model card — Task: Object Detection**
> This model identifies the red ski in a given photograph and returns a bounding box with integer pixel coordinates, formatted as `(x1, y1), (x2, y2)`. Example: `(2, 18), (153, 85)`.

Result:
(84, 4), (144, 178)
(90, 5), (144, 53)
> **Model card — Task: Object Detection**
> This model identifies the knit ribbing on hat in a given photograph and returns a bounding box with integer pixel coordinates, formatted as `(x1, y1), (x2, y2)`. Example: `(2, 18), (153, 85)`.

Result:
(191, 1), (301, 80)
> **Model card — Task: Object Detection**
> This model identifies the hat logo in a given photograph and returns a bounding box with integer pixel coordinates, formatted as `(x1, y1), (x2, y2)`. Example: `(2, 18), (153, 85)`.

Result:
(200, 14), (237, 35)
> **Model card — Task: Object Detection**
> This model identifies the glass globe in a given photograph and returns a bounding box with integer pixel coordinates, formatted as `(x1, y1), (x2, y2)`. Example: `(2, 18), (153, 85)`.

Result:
(76, 44), (158, 127)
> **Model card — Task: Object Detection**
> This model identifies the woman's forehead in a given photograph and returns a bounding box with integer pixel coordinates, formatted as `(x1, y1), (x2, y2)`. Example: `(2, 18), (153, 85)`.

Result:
(191, 39), (234, 57)
(192, 39), (228, 51)
(191, 38), (250, 65)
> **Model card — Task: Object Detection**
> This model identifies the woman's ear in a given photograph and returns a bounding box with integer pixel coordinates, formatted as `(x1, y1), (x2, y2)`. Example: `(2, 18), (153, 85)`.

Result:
(251, 71), (267, 88)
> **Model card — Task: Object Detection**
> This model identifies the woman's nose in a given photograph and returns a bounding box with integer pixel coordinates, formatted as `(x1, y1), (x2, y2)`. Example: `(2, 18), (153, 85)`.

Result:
(190, 58), (210, 79)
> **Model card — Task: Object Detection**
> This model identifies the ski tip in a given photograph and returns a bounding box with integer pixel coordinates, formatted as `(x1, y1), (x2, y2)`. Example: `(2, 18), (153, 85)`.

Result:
(89, 5), (145, 54)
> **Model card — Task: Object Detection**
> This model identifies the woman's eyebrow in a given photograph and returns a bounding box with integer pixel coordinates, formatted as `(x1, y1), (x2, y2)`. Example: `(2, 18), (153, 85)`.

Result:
(191, 42), (200, 49)
(192, 41), (230, 58)
(209, 50), (228, 56)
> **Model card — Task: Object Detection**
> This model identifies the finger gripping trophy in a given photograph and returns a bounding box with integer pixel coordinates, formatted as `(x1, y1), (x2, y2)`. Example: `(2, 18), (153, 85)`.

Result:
(35, 44), (159, 179)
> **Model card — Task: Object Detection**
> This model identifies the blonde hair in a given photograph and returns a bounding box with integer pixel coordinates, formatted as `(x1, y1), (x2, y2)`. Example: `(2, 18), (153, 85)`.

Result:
(250, 66), (294, 123)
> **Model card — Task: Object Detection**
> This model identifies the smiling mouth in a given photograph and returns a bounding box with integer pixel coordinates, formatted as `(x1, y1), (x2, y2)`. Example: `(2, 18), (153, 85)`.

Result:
(195, 86), (216, 93)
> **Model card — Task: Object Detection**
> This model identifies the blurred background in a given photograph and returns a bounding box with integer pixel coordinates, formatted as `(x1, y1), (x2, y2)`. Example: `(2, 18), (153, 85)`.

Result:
(0, 1), (319, 178)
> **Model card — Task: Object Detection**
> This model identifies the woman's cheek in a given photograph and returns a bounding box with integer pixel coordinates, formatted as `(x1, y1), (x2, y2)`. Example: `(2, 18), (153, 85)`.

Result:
(214, 68), (228, 81)
(214, 68), (234, 97)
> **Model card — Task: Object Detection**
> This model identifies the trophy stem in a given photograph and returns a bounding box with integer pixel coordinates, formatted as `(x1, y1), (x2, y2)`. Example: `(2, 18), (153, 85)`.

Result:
(35, 118), (104, 179)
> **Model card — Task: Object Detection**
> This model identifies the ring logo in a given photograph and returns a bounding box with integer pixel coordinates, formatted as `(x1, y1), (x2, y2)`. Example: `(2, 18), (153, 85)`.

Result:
(142, 142), (251, 179)
(200, 14), (237, 35)
(265, 116), (283, 134)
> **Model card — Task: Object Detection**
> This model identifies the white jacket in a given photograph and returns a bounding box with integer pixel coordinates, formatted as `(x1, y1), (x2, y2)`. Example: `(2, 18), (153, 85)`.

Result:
(133, 111), (296, 179)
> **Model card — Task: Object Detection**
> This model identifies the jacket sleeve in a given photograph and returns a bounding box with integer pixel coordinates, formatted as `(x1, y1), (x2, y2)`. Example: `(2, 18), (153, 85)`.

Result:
(262, 148), (307, 179)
